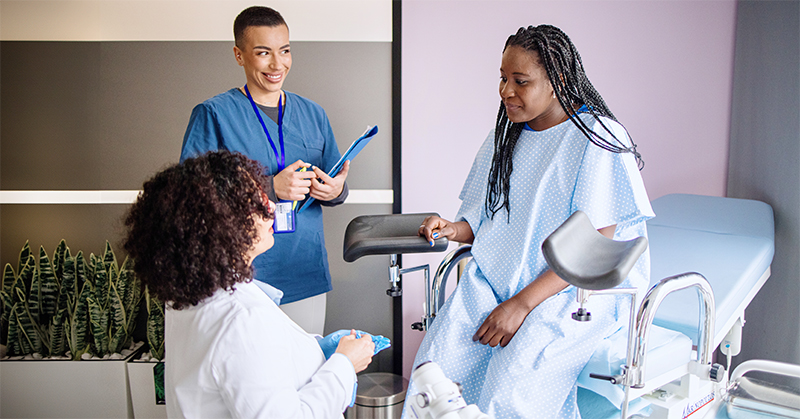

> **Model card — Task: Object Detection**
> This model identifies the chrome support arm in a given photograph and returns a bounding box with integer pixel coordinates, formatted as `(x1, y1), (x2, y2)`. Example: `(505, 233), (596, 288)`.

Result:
(411, 245), (473, 331)
(626, 272), (715, 389)
(388, 254), (431, 299)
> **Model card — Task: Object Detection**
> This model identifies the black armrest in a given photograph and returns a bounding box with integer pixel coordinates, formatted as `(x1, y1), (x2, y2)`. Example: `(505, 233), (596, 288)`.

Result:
(343, 213), (449, 262)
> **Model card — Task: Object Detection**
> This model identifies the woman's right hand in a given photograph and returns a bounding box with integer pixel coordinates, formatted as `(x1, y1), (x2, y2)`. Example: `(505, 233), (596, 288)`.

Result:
(273, 160), (315, 201)
(418, 216), (474, 246)
(334, 330), (375, 373)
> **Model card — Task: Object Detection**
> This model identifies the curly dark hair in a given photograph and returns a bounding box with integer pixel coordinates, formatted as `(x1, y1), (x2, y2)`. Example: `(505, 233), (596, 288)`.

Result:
(124, 151), (274, 310)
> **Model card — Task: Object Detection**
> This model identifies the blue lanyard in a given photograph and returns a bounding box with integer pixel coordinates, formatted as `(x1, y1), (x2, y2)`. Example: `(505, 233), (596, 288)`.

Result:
(244, 85), (285, 171)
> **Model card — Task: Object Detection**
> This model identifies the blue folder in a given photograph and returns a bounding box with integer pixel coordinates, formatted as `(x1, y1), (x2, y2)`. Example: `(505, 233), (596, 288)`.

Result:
(297, 125), (378, 213)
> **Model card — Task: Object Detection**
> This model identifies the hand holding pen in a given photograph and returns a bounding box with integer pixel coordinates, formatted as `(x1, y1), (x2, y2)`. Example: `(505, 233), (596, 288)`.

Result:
(418, 215), (475, 247)
(273, 160), (315, 201)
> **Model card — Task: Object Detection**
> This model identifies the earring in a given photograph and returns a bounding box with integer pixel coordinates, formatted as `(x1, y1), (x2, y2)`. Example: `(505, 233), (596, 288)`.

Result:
(552, 91), (556, 99)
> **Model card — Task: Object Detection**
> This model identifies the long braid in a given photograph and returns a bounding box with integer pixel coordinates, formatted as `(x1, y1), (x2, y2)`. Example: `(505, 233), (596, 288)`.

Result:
(485, 25), (643, 220)
(486, 104), (524, 220)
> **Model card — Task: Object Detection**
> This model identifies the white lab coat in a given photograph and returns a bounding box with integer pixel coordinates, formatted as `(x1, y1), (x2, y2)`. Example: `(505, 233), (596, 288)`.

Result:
(165, 281), (356, 418)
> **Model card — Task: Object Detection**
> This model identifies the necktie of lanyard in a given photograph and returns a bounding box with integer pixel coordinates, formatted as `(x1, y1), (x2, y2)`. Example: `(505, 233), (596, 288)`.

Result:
(244, 85), (285, 171)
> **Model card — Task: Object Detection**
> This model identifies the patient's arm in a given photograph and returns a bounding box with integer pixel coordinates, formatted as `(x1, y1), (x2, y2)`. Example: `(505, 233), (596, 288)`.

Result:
(472, 224), (617, 347)
(473, 269), (568, 347)
(419, 215), (475, 245)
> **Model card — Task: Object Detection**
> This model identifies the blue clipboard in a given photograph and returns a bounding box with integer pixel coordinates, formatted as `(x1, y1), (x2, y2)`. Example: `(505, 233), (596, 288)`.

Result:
(297, 125), (378, 213)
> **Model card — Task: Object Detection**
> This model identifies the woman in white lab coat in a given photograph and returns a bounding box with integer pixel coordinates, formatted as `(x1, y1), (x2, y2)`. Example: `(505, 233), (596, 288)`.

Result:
(123, 151), (374, 418)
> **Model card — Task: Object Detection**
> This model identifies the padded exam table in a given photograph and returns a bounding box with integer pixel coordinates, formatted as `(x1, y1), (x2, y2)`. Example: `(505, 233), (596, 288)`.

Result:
(577, 193), (776, 418)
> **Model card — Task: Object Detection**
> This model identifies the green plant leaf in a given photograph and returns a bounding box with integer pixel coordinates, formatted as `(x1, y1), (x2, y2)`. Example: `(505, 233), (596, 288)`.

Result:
(13, 261), (31, 307)
(107, 280), (127, 354)
(7, 303), (21, 355)
(49, 309), (67, 357)
(25, 263), (51, 356)
(0, 290), (12, 322)
(120, 258), (143, 338)
(146, 288), (165, 360)
(28, 258), (41, 326)
(52, 248), (74, 357)
(2, 264), (15, 329)
(92, 255), (109, 310)
(52, 240), (68, 286)
(39, 246), (58, 317)
(107, 262), (119, 308)
(75, 251), (87, 295)
(14, 300), (40, 355)
(16, 254), (35, 304)
(87, 296), (108, 357)
(102, 241), (116, 272)
(16, 241), (30, 279)
(2, 263), (15, 303)
(69, 280), (92, 360)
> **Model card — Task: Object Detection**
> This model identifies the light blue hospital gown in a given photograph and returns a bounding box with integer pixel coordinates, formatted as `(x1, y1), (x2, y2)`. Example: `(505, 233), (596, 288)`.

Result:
(403, 114), (654, 419)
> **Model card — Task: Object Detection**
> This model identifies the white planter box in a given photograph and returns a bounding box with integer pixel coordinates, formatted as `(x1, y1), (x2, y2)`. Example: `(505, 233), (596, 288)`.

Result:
(127, 360), (167, 419)
(0, 357), (134, 418)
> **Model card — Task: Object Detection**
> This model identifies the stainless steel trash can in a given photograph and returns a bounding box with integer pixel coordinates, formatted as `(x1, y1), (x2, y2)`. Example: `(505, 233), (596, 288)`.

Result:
(345, 373), (408, 419)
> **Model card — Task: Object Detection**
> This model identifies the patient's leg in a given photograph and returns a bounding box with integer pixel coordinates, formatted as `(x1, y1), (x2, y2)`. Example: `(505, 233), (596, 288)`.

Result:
(478, 289), (621, 419)
(401, 261), (497, 418)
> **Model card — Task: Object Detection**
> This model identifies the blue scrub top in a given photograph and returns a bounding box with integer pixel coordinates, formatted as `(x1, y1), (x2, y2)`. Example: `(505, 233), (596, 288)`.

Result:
(181, 88), (342, 303)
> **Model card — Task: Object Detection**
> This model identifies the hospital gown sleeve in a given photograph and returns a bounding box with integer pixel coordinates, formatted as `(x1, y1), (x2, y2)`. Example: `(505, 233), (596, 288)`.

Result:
(212, 307), (356, 418)
(455, 132), (495, 234)
(571, 120), (652, 230)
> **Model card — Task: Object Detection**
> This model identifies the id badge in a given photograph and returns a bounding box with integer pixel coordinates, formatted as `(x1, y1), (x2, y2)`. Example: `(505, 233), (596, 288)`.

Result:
(273, 201), (296, 233)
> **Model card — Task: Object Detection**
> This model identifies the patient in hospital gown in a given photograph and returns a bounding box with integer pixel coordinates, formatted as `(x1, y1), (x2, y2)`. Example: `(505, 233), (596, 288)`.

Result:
(405, 25), (653, 419)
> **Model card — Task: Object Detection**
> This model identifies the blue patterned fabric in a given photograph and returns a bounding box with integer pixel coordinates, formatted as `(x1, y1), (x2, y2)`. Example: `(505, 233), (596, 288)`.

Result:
(404, 115), (654, 419)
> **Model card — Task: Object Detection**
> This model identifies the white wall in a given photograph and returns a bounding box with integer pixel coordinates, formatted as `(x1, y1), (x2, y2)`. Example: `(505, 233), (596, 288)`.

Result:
(0, 0), (391, 42)
(401, 0), (737, 378)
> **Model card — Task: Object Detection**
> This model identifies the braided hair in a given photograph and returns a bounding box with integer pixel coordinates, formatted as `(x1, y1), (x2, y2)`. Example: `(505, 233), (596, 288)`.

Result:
(485, 25), (643, 220)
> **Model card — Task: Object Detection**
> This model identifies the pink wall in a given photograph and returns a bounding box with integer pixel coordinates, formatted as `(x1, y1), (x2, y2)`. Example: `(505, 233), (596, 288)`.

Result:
(400, 0), (737, 378)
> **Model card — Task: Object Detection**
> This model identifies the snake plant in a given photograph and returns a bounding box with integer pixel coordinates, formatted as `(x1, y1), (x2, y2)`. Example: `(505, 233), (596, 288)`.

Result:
(2, 241), (143, 360)
(145, 286), (165, 361)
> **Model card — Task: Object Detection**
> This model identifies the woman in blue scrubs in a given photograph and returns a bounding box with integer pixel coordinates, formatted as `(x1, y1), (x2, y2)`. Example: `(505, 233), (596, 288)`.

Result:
(180, 6), (348, 334)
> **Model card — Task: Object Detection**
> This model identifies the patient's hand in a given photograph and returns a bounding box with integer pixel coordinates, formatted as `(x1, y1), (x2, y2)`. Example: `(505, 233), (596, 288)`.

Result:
(335, 330), (375, 373)
(473, 298), (529, 347)
(419, 216), (474, 246)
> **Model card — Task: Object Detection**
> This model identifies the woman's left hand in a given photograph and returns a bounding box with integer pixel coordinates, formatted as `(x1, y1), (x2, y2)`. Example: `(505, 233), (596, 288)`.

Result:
(473, 297), (531, 347)
(309, 160), (350, 201)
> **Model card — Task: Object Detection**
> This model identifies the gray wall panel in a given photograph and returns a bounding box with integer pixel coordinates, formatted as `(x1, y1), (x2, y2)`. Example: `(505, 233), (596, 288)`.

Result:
(0, 204), (132, 264)
(727, 0), (800, 381)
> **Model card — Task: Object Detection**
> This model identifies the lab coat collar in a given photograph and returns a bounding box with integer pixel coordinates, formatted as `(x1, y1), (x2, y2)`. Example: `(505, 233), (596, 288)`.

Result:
(252, 280), (284, 305)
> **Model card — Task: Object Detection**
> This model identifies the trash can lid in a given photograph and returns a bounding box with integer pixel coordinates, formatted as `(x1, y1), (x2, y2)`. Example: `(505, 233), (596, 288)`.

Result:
(354, 373), (409, 407)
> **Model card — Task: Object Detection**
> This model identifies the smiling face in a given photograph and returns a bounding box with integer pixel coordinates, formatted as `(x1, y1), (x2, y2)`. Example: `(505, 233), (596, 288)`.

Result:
(234, 24), (291, 106)
(499, 46), (567, 131)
